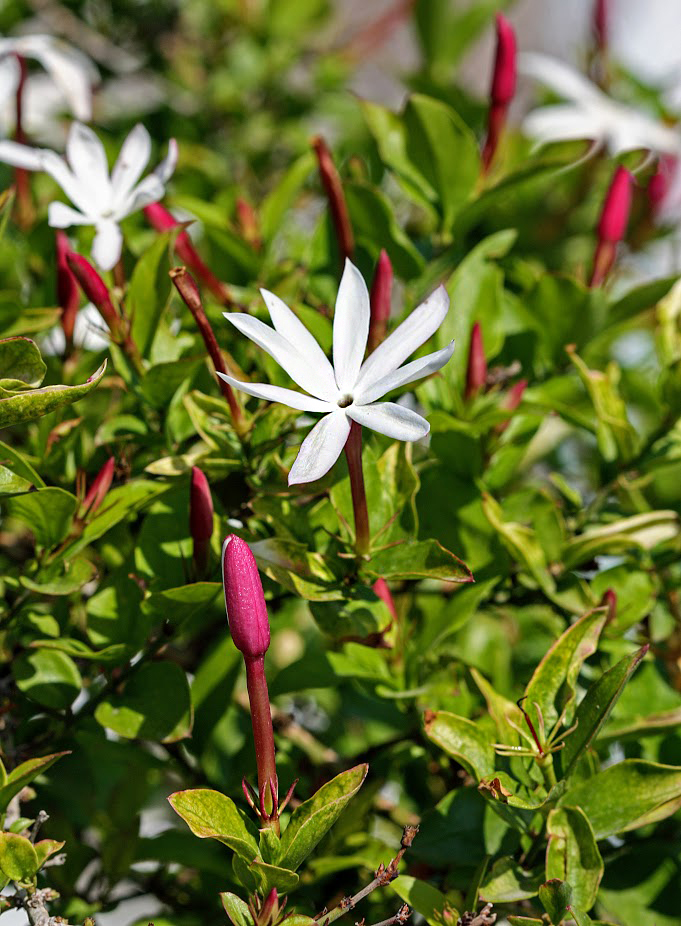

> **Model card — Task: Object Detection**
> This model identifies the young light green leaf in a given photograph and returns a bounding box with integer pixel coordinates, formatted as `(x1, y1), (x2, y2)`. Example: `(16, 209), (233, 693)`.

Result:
(423, 711), (496, 781)
(559, 760), (681, 838)
(168, 789), (259, 862)
(539, 879), (573, 925)
(560, 646), (648, 776)
(278, 764), (368, 871)
(0, 833), (39, 884)
(220, 892), (255, 926)
(546, 807), (603, 912)
(232, 853), (300, 894)
(524, 607), (608, 730)
(33, 839), (65, 869)
(482, 493), (556, 596)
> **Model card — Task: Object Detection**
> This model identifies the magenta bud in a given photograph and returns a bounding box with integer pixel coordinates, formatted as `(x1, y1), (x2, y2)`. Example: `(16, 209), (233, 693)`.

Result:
(222, 535), (271, 658)
(598, 167), (633, 244)
(372, 577), (397, 621)
(56, 232), (80, 345)
(504, 378), (527, 412)
(490, 13), (517, 106)
(82, 456), (115, 516)
(593, 0), (608, 51)
(465, 322), (487, 398)
(190, 467), (213, 576)
(66, 252), (120, 334)
(600, 588), (617, 623)
(368, 249), (393, 351)
(312, 135), (355, 262)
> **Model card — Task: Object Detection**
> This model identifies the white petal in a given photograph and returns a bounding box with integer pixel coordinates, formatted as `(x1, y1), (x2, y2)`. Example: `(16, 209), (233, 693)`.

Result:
(153, 138), (178, 185)
(355, 284), (449, 393)
(0, 139), (47, 170)
(355, 340), (456, 405)
(288, 410), (350, 486)
(66, 122), (113, 210)
(0, 57), (20, 108)
(523, 104), (608, 145)
(47, 201), (90, 227)
(519, 53), (603, 106)
(332, 259), (370, 392)
(609, 106), (681, 156)
(224, 313), (336, 400)
(118, 175), (165, 216)
(347, 401), (430, 441)
(216, 373), (334, 413)
(91, 221), (123, 271)
(14, 35), (96, 121)
(260, 288), (337, 396)
(110, 124), (151, 205)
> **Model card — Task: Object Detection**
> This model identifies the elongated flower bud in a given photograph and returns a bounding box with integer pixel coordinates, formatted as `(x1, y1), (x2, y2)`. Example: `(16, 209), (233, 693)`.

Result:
(236, 197), (261, 250)
(190, 466), (213, 576)
(82, 456), (114, 516)
(56, 232), (80, 345)
(600, 587), (617, 623)
(368, 250), (393, 352)
(222, 535), (270, 659)
(465, 322), (487, 398)
(372, 577), (397, 621)
(66, 252), (120, 335)
(144, 202), (233, 305)
(593, 0), (607, 52)
(496, 378), (528, 434)
(312, 135), (355, 262)
(482, 14), (517, 172)
(591, 167), (633, 286)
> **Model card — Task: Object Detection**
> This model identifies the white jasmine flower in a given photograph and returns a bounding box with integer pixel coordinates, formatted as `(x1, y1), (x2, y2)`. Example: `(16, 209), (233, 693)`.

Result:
(219, 259), (454, 485)
(521, 52), (681, 156)
(0, 122), (177, 270)
(0, 33), (97, 125)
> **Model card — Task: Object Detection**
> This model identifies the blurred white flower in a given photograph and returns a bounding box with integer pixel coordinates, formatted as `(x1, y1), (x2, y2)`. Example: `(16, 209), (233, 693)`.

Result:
(219, 259), (455, 485)
(0, 122), (177, 270)
(521, 52), (681, 156)
(0, 33), (97, 128)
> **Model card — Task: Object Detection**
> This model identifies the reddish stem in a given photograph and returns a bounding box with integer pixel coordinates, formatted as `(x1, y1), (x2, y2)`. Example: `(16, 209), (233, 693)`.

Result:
(13, 54), (33, 227)
(343, 421), (370, 556)
(244, 654), (278, 830)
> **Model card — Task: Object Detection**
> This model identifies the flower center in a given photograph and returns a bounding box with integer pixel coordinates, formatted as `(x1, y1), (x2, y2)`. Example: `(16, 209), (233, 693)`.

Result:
(337, 393), (354, 408)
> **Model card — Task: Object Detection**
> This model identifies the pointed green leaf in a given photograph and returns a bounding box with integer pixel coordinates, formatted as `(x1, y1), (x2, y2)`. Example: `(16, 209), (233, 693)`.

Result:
(560, 646), (648, 775)
(128, 231), (175, 357)
(220, 892), (254, 926)
(524, 607), (607, 730)
(95, 662), (192, 743)
(423, 711), (496, 781)
(0, 833), (39, 884)
(539, 879), (572, 925)
(278, 764), (368, 871)
(364, 539), (473, 584)
(0, 752), (69, 814)
(0, 337), (46, 391)
(0, 465), (34, 496)
(559, 760), (681, 838)
(232, 853), (300, 894)
(546, 807), (603, 912)
(392, 876), (455, 926)
(0, 360), (106, 428)
(6, 487), (78, 548)
(482, 493), (556, 596)
(33, 839), (65, 869)
(168, 788), (259, 861)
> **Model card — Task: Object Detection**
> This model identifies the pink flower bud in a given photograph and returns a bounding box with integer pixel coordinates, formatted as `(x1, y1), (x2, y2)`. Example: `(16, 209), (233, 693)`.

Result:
(82, 456), (115, 516)
(490, 14), (517, 106)
(312, 135), (355, 262)
(66, 252), (120, 335)
(144, 203), (233, 305)
(593, 0), (608, 52)
(236, 197), (261, 249)
(600, 587), (617, 623)
(56, 232), (80, 345)
(190, 467), (213, 575)
(368, 249), (393, 352)
(372, 577), (397, 621)
(222, 535), (270, 659)
(465, 322), (487, 398)
(597, 166), (633, 243)
(504, 379), (527, 412)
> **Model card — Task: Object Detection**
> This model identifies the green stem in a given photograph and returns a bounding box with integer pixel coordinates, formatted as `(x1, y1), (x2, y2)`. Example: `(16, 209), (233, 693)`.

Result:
(343, 421), (370, 557)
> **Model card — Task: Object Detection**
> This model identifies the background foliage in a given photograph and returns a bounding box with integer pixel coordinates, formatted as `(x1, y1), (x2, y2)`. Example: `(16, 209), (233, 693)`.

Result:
(1, 2), (681, 926)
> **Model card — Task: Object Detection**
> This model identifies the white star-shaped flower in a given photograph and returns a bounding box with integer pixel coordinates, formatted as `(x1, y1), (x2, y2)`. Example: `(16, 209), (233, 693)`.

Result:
(0, 33), (97, 129)
(0, 121), (177, 270)
(218, 259), (455, 486)
(521, 52), (681, 156)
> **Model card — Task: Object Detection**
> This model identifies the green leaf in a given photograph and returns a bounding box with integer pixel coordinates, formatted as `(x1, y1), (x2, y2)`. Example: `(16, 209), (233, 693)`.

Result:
(95, 661), (192, 742)
(546, 807), (603, 912)
(0, 464), (34, 496)
(524, 607), (607, 731)
(423, 711), (496, 781)
(345, 182), (424, 278)
(140, 357), (202, 409)
(559, 760), (681, 838)
(13, 649), (82, 710)
(6, 487), (78, 548)
(20, 556), (96, 595)
(0, 337), (46, 391)
(539, 879), (572, 925)
(128, 231), (175, 357)
(33, 839), (65, 868)
(260, 151), (316, 243)
(0, 752), (68, 813)
(482, 493), (556, 596)
(392, 876), (454, 926)
(480, 857), (544, 902)
(560, 646), (648, 776)
(0, 187), (15, 243)
(220, 892), (255, 926)
(278, 764), (368, 871)
(563, 511), (679, 569)
(168, 789), (259, 862)
(0, 360), (106, 428)
(364, 539), (473, 583)
(309, 589), (393, 641)
(232, 853), (300, 894)
(0, 439), (45, 486)
(144, 582), (222, 627)
(0, 833), (39, 884)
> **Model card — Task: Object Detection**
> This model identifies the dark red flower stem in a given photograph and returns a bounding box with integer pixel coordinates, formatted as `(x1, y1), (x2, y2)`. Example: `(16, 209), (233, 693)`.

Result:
(312, 135), (355, 263)
(170, 267), (244, 430)
(244, 654), (279, 832)
(344, 421), (370, 556)
(13, 54), (32, 227)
